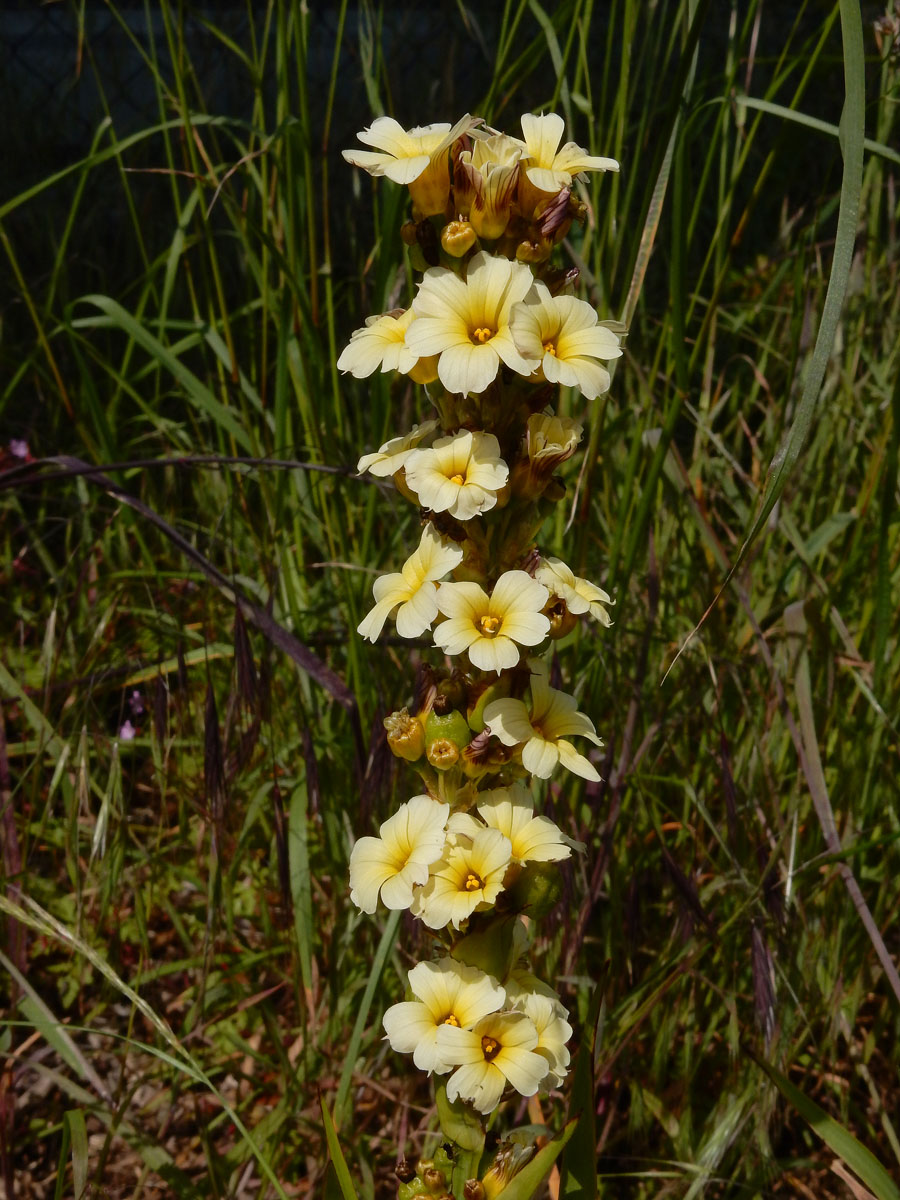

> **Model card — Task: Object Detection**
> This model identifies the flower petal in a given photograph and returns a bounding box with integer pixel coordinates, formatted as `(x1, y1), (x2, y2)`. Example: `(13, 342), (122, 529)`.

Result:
(469, 635), (521, 673)
(521, 736), (560, 779)
(556, 739), (601, 781)
(483, 699), (534, 746)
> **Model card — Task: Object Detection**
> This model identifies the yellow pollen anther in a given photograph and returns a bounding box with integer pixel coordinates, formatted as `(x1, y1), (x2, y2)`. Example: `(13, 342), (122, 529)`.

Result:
(479, 615), (501, 637)
(464, 872), (483, 892)
(481, 1036), (501, 1061)
(543, 341), (557, 356)
(450, 472), (467, 485)
(443, 1013), (460, 1027)
(472, 326), (494, 343)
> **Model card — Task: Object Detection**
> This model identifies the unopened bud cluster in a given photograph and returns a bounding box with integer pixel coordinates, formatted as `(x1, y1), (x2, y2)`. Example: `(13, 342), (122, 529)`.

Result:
(341, 112), (621, 1129)
(395, 1141), (534, 1200)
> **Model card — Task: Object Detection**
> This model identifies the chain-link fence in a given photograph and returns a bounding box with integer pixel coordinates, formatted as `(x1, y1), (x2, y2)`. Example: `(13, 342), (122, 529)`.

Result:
(1, 1), (504, 199)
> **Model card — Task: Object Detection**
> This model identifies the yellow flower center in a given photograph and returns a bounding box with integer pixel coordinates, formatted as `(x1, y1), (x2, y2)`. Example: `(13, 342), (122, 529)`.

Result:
(479, 614), (501, 637)
(464, 872), (484, 892)
(450, 472), (467, 485)
(443, 1013), (461, 1027)
(481, 1035), (501, 1061)
(472, 326), (495, 343)
(391, 849), (413, 872)
(543, 341), (557, 356)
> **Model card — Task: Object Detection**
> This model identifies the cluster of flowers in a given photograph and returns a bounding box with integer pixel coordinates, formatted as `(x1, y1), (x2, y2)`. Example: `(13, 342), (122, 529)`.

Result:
(341, 111), (620, 1124)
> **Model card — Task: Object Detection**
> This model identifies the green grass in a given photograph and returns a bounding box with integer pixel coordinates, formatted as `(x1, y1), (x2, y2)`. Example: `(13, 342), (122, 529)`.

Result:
(1, 0), (899, 1196)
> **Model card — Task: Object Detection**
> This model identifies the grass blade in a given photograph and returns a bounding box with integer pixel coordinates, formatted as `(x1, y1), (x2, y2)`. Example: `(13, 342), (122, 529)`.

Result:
(321, 1095), (360, 1200)
(755, 1058), (900, 1200)
(734, 94), (900, 166)
(334, 909), (401, 1126)
(54, 1110), (89, 1200)
(70, 295), (254, 452)
(680, 0), (866, 648)
(289, 781), (314, 995)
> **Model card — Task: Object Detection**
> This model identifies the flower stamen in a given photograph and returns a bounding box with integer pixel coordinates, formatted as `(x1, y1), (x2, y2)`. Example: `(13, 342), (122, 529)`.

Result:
(465, 872), (484, 892)
(543, 341), (557, 356)
(443, 1013), (461, 1027)
(481, 1036), (501, 1061)
(479, 614), (501, 636)
(472, 326), (495, 343)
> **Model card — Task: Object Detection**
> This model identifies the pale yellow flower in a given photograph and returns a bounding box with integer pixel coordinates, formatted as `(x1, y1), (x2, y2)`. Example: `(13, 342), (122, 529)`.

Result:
(434, 571), (550, 673)
(413, 826), (512, 929)
(342, 113), (477, 215)
(483, 667), (602, 780)
(448, 782), (576, 863)
(534, 556), (613, 627)
(405, 253), (539, 396)
(514, 992), (572, 1087)
(526, 412), (583, 466)
(478, 784), (579, 861)
(337, 308), (438, 384)
(517, 112), (619, 195)
(357, 523), (464, 642)
(349, 794), (449, 914)
(511, 412), (585, 498)
(455, 133), (522, 240)
(404, 430), (508, 521)
(357, 420), (439, 478)
(382, 958), (505, 1074)
(434, 1011), (548, 1114)
(510, 282), (622, 400)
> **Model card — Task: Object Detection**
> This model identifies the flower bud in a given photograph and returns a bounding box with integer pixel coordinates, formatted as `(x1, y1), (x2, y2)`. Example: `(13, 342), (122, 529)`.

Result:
(515, 236), (553, 263)
(457, 134), (521, 240)
(462, 729), (514, 776)
(537, 186), (572, 240)
(545, 598), (578, 640)
(511, 413), (583, 500)
(441, 220), (478, 258)
(384, 708), (425, 762)
(427, 738), (459, 770)
(464, 1182), (485, 1200)
(422, 1167), (447, 1193)
(481, 1142), (534, 1200)
(436, 671), (468, 713)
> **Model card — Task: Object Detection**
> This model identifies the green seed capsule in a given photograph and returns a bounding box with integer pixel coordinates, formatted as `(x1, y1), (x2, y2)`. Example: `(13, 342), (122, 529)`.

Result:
(424, 709), (471, 752)
(398, 1177), (427, 1200)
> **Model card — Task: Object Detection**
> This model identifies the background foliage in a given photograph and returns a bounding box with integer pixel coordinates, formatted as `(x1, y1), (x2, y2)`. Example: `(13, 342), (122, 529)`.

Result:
(1, 0), (899, 1196)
